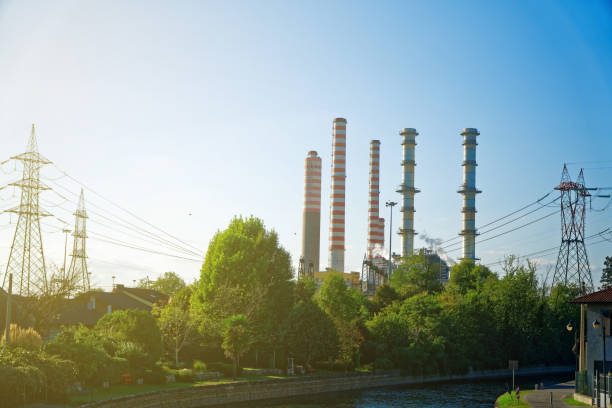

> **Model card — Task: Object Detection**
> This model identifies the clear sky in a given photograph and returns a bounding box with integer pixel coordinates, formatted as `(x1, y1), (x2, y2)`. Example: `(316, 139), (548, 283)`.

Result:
(0, 0), (611, 289)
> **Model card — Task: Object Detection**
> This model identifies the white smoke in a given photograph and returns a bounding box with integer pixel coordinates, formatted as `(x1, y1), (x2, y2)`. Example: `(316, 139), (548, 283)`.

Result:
(371, 244), (387, 258)
(420, 231), (457, 266)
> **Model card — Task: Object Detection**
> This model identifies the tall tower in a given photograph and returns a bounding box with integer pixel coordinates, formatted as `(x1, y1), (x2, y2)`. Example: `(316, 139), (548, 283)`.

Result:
(551, 165), (593, 291)
(301, 151), (322, 279)
(67, 188), (90, 294)
(367, 140), (383, 257)
(396, 128), (419, 258)
(2, 125), (51, 296)
(458, 128), (481, 262)
(329, 118), (347, 272)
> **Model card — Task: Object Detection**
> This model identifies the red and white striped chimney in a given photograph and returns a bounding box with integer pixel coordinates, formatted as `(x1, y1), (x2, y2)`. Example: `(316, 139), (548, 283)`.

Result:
(329, 118), (347, 272)
(367, 140), (383, 258)
(302, 151), (322, 275)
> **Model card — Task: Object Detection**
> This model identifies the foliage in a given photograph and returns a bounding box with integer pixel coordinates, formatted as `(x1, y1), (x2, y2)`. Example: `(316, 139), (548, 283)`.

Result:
(281, 299), (339, 365)
(295, 278), (317, 302)
(192, 359), (207, 373)
(0, 347), (77, 404)
(192, 216), (294, 360)
(317, 272), (364, 368)
(95, 309), (163, 365)
(154, 285), (195, 366)
(601, 256), (612, 289)
(221, 314), (251, 377)
(150, 271), (187, 297)
(389, 250), (444, 296)
(447, 261), (494, 294)
(2, 324), (42, 350)
(45, 326), (118, 385)
(371, 284), (399, 314)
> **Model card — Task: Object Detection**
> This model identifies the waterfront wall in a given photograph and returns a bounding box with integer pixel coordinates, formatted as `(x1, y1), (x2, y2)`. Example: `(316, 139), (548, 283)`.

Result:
(79, 365), (573, 408)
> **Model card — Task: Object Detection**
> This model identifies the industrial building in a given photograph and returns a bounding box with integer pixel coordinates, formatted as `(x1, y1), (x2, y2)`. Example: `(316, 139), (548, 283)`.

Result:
(299, 118), (481, 292)
(458, 128), (481, 262)
(397, 128), (419, 258)
(300, 151), (322, 278)
(329, 118), (347, 273)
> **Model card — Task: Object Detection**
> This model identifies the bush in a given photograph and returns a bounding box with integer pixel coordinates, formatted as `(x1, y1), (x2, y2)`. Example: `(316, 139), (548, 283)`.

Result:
(144, 365), (166, 385)
(373, 357), (394, 370)
(176, 368), (195, 382)
(1, 324), (42, 350)
(207, 361), (241, 377)
(45, 336), (111, 386)
(0, 347), (76, 404)
(193, 359), (207, 373)
(104, 356), (130, 385)
(116, 342), (151, 376)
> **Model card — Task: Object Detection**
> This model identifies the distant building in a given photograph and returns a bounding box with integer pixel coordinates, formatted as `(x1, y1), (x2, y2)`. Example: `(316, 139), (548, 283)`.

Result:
(313, 270), (360, 289)
(421, 248), (451, 282)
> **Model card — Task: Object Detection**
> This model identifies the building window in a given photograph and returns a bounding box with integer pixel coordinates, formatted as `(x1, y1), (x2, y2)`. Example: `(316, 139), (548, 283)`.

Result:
(107, 305), (112, 314)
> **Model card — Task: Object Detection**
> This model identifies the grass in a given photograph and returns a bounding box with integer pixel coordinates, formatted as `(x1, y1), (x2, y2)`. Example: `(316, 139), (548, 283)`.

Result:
(496, 390), (533, 407)
(563, 396), (590, 406)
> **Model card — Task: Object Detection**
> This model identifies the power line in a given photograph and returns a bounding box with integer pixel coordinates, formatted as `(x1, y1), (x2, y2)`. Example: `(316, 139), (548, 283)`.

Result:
(41, 181), (203, 257)
(438, 191), (554, 245)
(51, 164), (204, 254)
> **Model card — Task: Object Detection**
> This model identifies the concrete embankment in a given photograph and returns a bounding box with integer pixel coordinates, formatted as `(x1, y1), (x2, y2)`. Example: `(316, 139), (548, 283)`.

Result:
(79, 365), (573, 408)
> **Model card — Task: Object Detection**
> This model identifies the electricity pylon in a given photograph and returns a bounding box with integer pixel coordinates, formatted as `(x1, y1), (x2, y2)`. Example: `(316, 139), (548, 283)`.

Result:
(67, 188), (90, 294)
(2, 125), (52, 296)
(552, 164), (593, 293)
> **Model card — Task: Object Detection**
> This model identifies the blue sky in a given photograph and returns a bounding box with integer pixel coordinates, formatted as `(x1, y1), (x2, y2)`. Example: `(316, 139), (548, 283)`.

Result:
(0, 0), (610, 288)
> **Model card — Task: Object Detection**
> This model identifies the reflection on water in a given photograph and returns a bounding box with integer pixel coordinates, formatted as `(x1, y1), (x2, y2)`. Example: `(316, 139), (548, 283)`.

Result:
(213, 374), (572, 408)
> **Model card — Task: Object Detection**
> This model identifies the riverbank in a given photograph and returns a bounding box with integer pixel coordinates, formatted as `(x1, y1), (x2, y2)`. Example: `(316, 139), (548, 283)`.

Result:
(78, 365), (573, 408)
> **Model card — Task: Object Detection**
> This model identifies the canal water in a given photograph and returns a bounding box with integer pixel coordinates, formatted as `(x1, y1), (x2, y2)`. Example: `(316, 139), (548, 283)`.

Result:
(215, 374), (573, 408)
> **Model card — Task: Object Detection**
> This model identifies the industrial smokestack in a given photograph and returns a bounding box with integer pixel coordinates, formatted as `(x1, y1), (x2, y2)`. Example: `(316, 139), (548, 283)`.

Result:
(329, 118), (347, 272)
(397, 128), (419, 258)
(458, 128), (481, 262)
(302, 150), (322, 276)
(367, 140), (383, 258)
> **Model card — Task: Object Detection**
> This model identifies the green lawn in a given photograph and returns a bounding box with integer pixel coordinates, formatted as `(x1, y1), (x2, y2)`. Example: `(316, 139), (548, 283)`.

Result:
(563, 396), (590, 406)
(496, 390), (533, 407)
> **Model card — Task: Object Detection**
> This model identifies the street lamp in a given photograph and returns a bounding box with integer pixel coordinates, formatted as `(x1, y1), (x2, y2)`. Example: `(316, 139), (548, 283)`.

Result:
(385, 201), (397, 279)
(594, 318), (607, 408)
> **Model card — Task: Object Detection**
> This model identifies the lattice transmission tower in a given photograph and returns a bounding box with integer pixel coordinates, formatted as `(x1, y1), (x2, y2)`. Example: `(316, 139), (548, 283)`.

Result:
(551, 164), (593, 293)
(2, 125), (52, 296)
(67, 188), (90, 294)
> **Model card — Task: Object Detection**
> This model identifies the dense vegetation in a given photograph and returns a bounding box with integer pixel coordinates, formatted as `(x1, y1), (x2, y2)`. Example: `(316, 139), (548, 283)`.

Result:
(0, 215), (581, 406)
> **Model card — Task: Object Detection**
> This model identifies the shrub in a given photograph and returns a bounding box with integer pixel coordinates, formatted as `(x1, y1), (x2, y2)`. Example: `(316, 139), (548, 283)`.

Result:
(1, 324), (42, 350)
(116, 342), (150, 376)
(176, 368), (195, 382)
(45, 337), (111, 386)
(192, 360), (207, 373)
(373, 357), (394, 370)
(144, 365), (166, 384)
(0, 347), (76, 404)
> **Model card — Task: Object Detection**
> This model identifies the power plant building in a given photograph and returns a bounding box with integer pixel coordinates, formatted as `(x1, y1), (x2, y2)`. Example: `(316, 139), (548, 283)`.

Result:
(458, 128), (481, 261)
(329, 118), (347, 272)
(367, 140), (384, 257)
(301, 151), (322, 276)
(397, 128), (419, 258)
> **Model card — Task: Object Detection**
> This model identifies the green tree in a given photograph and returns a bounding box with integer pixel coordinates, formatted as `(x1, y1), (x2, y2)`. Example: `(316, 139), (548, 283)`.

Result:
(150, 271), (187, 297)
(371, 284), (399, 314)
(154, 286), (194, 366)
(192, 216), (294, 360)
(282, 300), (339, 366)
(317, 272), (364, 368)
(601, 256), (612, 289)
(94, 309), (163, 366)
(389, 250), (443, 296)
(447, 261), (494, 294)
(295, 278), (317, 302)
(221, 314), (251, 377)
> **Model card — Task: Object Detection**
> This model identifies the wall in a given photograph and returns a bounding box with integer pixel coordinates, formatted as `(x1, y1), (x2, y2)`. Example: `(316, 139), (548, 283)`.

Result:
(79, 365), (573, 408)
